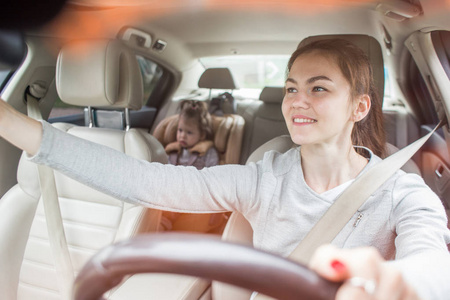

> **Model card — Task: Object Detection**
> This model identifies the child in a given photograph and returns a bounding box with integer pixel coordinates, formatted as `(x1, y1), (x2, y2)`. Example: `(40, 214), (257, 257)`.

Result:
(162, 100), (225, 233)
(165, 100), (219, 169)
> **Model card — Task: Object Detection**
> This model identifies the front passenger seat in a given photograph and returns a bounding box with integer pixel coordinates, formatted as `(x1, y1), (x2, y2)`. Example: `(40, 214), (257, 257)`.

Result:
(0, 39), (167, 300)
(237, 86), (289, 164)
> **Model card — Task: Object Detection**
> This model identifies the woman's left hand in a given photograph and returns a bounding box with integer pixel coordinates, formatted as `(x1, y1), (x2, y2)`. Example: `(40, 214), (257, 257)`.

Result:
(309, 244), (420, 300)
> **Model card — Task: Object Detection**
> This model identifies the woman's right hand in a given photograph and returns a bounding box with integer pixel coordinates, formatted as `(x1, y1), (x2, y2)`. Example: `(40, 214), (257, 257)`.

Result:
(309, 245), (420, 300)
(0, 98), (43, 156)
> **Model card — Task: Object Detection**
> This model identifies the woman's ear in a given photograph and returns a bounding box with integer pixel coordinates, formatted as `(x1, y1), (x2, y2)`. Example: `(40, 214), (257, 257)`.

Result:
(352, 94), (371, 122)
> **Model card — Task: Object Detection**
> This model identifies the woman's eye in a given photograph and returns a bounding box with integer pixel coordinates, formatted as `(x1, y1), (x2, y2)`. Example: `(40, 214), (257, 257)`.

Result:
(312, 86), (326, 92)
(286, 87), (297, 93)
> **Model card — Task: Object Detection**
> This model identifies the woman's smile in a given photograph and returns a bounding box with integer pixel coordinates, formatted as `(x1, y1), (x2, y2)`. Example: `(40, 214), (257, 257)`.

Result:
(292, 115), (317, 125)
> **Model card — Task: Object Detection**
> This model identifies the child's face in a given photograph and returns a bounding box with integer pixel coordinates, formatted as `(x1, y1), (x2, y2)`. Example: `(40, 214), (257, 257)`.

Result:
(176, 116), (204, 149)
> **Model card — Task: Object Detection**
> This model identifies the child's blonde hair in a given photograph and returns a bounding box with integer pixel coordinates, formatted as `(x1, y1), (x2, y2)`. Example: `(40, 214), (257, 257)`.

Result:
(178, 100), (213, 140)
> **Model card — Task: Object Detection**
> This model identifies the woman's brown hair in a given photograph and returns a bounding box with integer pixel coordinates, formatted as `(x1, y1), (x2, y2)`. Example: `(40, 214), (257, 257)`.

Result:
(178, 100), (214, 140)
(287, 38), (387, 157)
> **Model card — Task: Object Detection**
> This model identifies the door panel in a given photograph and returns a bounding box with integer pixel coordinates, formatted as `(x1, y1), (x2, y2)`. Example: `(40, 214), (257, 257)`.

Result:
(422, 152), (450, 205)
(421, 126), (450, 224)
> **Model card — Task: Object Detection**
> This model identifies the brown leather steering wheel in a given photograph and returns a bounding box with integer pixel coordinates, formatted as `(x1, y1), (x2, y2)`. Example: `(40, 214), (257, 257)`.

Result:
(72, 233), (340, 300)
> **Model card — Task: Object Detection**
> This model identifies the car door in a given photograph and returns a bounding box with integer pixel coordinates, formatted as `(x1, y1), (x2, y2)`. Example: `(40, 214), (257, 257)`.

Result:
(405, 30), (450, 220)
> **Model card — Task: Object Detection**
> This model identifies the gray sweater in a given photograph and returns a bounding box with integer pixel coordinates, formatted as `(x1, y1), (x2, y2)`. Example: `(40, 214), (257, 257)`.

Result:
(31, 121), (450, 299)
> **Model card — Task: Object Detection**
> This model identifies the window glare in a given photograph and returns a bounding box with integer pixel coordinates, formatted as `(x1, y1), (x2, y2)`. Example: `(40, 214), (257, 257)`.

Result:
(200, 55), (290, 89)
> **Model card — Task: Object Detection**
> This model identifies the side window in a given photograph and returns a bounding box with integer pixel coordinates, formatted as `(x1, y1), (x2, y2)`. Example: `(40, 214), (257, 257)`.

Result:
(0, 69), (14, 92)
(137, 55), (164, 104)
(431, 30), (450, 79)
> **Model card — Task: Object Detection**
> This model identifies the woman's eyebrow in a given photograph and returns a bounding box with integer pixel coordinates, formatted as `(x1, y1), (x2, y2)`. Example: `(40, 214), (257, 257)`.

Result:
(307, 75), (332, 84)
(285, 78), (297, 85)
(285, 75), (333, 85)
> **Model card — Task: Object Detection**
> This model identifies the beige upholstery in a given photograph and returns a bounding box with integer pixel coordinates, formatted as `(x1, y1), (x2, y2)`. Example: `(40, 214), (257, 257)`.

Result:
(237, 86), (289, 164)
(0, 39), (168, 300)
(153, 113), (245, 165)
(56, 39), (144, 110)
(198, 68), (237, 90)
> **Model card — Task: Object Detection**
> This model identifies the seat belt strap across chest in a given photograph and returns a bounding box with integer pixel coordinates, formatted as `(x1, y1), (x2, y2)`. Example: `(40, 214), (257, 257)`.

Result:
(26, 93), (74, 299)
(254, 120), (444, 300)
(290, 120), (444, 265)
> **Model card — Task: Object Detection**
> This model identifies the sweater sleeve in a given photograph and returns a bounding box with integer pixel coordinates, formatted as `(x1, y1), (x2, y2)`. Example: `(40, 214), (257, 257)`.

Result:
(28, 121), (258, 214)
(389, 172), (450, 300)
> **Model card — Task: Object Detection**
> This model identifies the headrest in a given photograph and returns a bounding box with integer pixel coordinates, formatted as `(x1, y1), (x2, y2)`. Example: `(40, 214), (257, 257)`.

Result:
(198, 68), (237, 90)
(246, 135), (294, 164)
(259, 87), (284, 104)
(298, 35), (384, 103)
(56, 39), (144, 110)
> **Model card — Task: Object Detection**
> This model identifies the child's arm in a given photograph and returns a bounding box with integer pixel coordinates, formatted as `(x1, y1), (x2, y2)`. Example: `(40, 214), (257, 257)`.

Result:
(0, 99), (42, 156)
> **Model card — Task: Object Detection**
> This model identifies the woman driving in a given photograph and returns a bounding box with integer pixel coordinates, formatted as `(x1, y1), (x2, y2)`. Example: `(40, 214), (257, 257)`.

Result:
(0, 39), (449, 300)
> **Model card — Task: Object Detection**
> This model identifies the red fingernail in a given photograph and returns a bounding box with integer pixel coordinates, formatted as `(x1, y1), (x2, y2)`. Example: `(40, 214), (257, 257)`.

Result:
(330, 260), (346, 273)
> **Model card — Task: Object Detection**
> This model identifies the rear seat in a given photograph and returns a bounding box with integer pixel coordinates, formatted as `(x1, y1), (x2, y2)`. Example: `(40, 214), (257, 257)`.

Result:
(236, 86), (289, 164)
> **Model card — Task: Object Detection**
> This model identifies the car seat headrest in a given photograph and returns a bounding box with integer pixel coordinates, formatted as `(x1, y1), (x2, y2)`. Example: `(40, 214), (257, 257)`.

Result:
(259, 86), (284, 104)
(56, 39), (144, 110)
(198, 68), (237, 90)
(298, 34), (384, 104)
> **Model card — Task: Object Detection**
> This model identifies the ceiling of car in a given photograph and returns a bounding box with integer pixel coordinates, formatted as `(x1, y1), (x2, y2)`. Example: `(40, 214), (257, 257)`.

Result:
(26, 0), (450, 72)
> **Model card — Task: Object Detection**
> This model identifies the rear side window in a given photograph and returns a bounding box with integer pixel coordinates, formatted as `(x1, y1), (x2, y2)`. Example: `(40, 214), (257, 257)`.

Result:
(137, 55), (164, 103)
(431, 30), (450, 79)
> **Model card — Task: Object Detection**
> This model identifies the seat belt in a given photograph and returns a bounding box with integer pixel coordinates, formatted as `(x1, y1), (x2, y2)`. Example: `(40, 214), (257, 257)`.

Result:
(290, 121), (445, 265)
(26, 86), (74, 299)
(254, 120), (445, 300)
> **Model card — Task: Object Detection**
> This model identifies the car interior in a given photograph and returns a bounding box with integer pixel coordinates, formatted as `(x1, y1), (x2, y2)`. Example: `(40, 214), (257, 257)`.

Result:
(0, 0), (449, 299)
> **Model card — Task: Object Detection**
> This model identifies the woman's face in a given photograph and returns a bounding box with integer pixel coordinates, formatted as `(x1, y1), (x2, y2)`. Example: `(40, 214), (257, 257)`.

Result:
(282, 51), (357, 148)
(177, 116), (204, 149)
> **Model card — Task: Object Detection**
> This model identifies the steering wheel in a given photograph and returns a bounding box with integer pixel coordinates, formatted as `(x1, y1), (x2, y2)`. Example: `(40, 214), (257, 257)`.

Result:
(72, 233), (340, 300)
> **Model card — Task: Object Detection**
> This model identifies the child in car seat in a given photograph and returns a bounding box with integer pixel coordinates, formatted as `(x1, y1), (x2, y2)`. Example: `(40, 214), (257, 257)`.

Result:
(161, 99), (225, 233)
(165, 99), (219, 169)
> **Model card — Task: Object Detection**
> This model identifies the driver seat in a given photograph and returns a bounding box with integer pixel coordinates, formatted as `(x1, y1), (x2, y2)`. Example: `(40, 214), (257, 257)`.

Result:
(0, 39), (167, 300)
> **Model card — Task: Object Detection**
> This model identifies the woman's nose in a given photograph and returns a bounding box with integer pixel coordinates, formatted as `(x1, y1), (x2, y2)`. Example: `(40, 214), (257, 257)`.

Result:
(290, 91), (310, 108)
